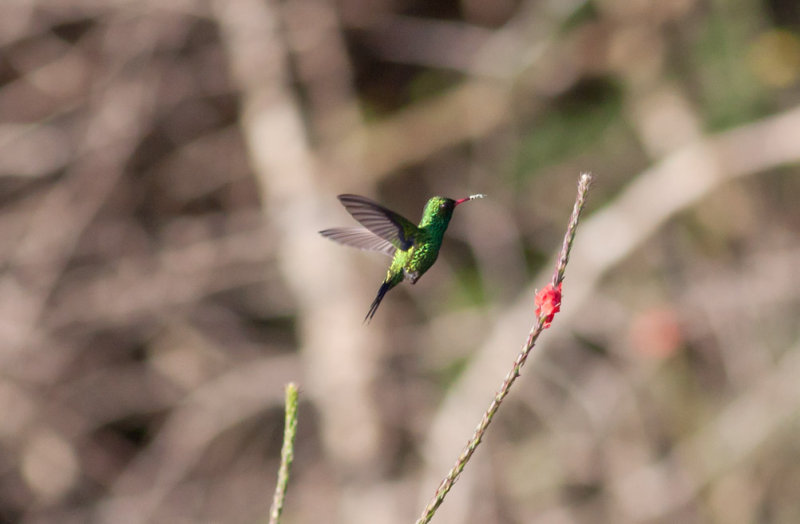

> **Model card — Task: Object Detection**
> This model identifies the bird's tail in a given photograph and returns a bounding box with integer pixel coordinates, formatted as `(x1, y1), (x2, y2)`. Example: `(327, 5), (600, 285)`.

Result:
(364, 280), (394, 323)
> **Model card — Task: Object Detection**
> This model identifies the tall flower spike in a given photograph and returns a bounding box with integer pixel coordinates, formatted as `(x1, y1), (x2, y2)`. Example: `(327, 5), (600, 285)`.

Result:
(415, 173), (593, 524)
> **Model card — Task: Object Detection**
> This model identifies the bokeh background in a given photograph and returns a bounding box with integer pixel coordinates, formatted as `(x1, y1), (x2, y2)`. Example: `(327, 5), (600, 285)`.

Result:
(2, 0), (800, 523)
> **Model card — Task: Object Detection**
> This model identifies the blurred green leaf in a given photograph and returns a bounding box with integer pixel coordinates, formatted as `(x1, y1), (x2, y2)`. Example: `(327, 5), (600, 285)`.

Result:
(514, 78), (623, 179)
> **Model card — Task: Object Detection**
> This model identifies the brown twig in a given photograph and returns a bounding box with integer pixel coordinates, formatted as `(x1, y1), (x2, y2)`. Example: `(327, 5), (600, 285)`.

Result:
(415, 173), (593, 524)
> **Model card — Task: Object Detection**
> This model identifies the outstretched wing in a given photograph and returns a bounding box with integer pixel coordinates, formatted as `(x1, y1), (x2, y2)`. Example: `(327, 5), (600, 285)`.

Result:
(337, 194), (418, 251)
(319, 227), (396, 257)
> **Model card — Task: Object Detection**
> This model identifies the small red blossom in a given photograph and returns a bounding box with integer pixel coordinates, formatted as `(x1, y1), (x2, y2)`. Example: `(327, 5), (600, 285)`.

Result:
(534, 282), (562, 328)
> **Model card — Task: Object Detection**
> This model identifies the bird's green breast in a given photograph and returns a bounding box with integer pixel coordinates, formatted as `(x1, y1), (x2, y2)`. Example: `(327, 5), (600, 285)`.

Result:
(409, 235), (441, 272)
(386, 226), (445, 284)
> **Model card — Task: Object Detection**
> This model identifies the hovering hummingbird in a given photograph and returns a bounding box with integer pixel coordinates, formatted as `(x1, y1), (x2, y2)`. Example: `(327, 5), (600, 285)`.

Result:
(320, 193), (486, 322)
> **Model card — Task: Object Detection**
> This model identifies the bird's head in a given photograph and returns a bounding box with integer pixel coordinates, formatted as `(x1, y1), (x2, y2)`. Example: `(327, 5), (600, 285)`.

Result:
(421, 194), (485, 225)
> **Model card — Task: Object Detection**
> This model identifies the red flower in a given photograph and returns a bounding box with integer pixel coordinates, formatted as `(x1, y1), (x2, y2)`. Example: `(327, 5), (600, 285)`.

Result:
(535, 282), (562, 328)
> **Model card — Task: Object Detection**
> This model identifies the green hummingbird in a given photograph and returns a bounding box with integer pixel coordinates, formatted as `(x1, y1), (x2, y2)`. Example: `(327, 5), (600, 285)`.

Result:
(320, 193), (486, 322)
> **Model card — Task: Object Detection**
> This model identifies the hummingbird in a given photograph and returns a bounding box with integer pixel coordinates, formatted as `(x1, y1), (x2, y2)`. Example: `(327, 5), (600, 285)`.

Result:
(320, 193), (486, 322)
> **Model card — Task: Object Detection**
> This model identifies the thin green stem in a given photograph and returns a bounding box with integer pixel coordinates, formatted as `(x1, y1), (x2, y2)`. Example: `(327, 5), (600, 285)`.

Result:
(269, 382), (299, 524)
(415, 173), (593, 524)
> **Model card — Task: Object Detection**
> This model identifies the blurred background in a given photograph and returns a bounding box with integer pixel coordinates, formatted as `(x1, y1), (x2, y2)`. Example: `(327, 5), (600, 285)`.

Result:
(1, 0), (800, 523)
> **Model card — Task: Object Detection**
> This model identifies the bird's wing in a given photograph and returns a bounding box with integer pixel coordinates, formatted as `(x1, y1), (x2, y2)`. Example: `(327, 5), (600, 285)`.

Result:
(319, 227), (397, 256)
(337, 194), (418, 251)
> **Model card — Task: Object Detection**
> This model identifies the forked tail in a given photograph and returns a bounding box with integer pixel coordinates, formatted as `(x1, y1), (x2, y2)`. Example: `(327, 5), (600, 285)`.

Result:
(365, 281), (393, 323)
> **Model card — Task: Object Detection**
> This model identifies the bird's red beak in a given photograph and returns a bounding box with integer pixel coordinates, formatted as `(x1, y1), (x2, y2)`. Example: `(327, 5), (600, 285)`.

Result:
(454, 194), (486, 206)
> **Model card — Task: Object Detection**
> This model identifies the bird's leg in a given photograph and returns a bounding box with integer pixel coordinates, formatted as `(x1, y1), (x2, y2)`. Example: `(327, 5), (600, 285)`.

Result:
(403, 269), (421, 284)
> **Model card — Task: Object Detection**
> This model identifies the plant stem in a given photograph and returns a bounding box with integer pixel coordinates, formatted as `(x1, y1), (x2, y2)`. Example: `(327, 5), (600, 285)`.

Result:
(269, 382), (299, 524)
(415, 173), (593, 524)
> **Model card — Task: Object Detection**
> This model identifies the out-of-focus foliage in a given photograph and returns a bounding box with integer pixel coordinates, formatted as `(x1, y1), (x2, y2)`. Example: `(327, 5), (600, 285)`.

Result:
(1, 0), (799, 523)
